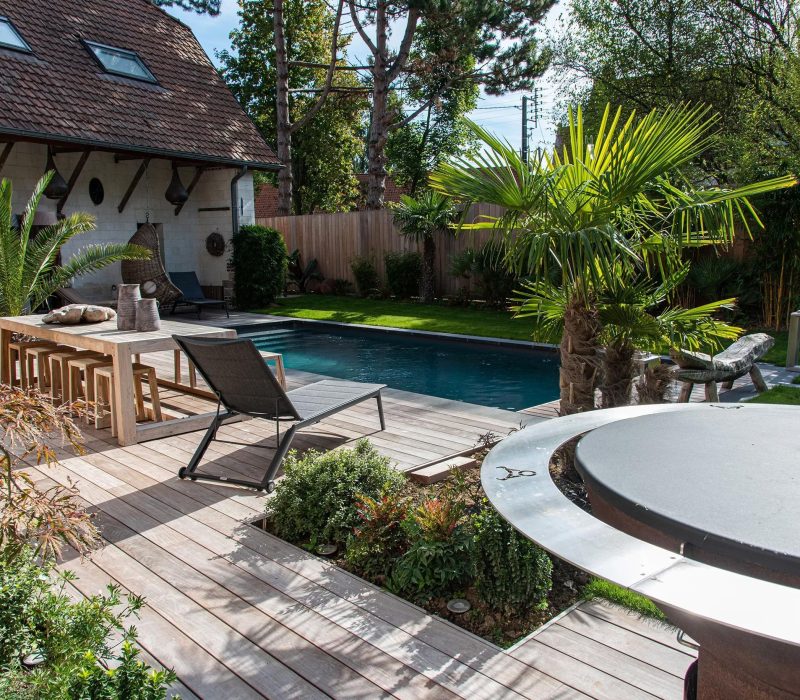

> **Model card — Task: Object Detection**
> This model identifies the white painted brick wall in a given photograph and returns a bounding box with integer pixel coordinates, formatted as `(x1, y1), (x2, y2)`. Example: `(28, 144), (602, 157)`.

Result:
(4, 142), (255, 298)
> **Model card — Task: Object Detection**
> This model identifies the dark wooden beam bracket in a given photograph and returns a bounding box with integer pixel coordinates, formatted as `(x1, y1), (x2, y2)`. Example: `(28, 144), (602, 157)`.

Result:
(118, 158), (150, 213)
(0, 142), (13, 176)
(174, 166), (205, 216)
(57, 149), (91, 214)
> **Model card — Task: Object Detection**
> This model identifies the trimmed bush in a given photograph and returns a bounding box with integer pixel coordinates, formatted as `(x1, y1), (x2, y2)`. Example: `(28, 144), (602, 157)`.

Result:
(384, 251), (422, 298)
(267, 439), (405, 547)
(350, 256), (380, 297)
(232, 224), (287, 308)
(471, 502), (552, 613)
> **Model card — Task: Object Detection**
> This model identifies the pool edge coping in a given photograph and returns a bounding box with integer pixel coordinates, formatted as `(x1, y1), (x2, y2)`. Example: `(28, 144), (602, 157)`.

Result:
(233, 315), (560, 354)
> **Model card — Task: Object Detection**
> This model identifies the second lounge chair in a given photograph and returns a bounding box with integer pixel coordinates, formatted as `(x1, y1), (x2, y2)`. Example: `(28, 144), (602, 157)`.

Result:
(173, 335), (386, 491)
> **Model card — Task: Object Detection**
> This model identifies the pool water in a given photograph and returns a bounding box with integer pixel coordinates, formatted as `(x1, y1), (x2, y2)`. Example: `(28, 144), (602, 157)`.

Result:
(249, 324), (558, 411)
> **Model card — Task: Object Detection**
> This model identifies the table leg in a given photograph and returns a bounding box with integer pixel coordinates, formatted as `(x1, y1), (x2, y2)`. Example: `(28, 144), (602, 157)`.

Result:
(1, 329), (11, 385)
(173, 349), (182, 384)
(111, 345), (137, 446)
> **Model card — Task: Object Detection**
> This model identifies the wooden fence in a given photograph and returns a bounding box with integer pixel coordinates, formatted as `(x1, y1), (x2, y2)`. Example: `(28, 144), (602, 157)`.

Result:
(256, 204), (504, 296)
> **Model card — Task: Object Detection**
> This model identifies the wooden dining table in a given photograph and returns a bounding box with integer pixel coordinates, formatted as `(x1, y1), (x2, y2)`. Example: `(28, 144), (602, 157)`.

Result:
(0, 314), (236, 446)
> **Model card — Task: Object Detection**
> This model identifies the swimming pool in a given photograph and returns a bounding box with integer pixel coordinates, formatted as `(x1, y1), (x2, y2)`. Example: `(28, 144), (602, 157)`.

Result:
(247, 322), (558, 411)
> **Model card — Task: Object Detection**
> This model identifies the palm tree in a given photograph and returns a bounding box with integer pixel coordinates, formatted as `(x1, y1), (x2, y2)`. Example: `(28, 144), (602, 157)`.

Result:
(391, 190), (458, 303)
(430, 104), (796, 414)
(0, 173), (149, 316)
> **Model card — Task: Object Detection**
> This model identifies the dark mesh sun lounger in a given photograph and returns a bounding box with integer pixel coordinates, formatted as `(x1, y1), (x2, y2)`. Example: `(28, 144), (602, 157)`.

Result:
(173, 335), (385, 491)
(169, 271), (229, 318)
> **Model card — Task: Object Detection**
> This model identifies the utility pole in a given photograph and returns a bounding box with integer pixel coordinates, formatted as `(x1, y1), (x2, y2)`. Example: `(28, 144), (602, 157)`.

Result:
(521, 88), (542, 164)
(521, 95), (529, 164)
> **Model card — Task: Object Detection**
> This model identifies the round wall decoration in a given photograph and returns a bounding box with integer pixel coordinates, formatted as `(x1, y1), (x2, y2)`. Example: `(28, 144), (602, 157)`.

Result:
(88, 178), (104, 205)
(206, 231), (226, 256)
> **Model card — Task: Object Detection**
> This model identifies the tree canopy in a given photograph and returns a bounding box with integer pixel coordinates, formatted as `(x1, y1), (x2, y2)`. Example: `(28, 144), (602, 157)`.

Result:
(218, 0), (367, 214)
(152, 0), (220, 15)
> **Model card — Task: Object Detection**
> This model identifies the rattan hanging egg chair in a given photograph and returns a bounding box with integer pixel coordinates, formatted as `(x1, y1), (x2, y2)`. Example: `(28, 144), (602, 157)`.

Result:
(121, 222), (182, 308)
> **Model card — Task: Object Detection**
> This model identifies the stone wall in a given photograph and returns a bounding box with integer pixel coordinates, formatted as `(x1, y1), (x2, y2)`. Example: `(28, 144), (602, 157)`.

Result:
(3, 141), (255, 298)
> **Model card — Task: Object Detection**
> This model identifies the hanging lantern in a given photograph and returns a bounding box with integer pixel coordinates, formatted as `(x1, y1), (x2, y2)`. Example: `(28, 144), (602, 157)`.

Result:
(164, 165), (188, 205)
(43, 147), (68, 200)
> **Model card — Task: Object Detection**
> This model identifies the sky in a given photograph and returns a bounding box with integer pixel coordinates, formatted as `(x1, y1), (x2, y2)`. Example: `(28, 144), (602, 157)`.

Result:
(164, 0), (565, 154)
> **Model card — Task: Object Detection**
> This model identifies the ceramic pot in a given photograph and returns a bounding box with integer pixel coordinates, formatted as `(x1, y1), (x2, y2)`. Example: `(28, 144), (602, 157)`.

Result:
(135, 298), (161, 332)
(116, 284), (141, 330)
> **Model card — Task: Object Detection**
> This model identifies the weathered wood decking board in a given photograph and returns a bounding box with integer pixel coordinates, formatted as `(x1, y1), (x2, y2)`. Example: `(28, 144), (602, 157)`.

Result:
(19, 371), (697, 699)
(29, 432), (695, 700)
(15, 313), (705, 699)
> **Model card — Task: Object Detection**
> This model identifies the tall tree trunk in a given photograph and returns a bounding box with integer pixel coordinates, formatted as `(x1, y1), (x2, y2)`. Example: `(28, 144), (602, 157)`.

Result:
(421, 235), (436, 303)
(273, 0), (293, 216)
(365, 1), (389, 210)
(559, 297), (601, 415)
(598, 340), (636, 408)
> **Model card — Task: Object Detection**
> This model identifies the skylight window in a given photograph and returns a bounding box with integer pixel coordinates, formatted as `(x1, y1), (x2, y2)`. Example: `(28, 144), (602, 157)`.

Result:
(0, 17), (32, 53)
(84, 41), (157, 83)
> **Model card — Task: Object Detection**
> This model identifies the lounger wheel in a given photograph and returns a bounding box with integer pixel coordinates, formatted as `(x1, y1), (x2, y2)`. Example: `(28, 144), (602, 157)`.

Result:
(179, 467), (187, 479)
(258, 481), (276, 493)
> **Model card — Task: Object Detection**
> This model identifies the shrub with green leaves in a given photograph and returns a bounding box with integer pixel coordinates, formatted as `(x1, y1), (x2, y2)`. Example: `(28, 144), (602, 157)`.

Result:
(232, 224), (288, 308)
(345, 491), (410, 579)
(471, 503), (552, 613)
(350, 256), (380, 297)
(384, 251), (422, 298)
(389, 496), (473, 601)
(0, 548), (176, 699)
(267, 439), (405, 547)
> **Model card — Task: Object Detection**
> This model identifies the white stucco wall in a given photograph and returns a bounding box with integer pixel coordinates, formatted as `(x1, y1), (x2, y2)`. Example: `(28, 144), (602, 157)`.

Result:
(4, 141), (256, 298)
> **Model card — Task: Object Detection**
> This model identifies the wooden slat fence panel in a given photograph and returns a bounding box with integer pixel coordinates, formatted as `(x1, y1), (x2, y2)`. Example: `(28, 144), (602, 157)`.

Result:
(256, 204), (504, 296)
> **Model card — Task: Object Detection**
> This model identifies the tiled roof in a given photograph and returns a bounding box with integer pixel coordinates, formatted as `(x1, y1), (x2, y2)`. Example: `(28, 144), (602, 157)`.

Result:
(0, 0), (279, 168)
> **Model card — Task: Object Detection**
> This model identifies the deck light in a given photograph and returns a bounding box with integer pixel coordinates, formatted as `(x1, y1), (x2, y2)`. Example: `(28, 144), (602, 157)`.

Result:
(43, 147), (68, 200)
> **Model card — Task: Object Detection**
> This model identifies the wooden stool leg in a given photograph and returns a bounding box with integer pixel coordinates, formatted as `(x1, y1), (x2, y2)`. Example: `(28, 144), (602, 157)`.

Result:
(173, 349), (182, 384)
(109, 380), (117, 437)
(188, 361), (197, 389)
(95, 374), (111, 430)
(8, 348), (19, 387)
(18, 349), (28, 389)
(133, 375), (146, 422)
(678, 381), (692, 402)
(147, 369), (162, 422)
(85, 366), (98, 425)
(705, 381), (719, 402)
(50, 358), (62, 405)
(275, 357), (286, 389)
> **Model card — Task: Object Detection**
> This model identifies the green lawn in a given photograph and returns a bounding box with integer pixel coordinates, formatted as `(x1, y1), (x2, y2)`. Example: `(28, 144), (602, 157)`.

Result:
(745, 385), (800, 405)
(261, 295), (538, 342)
(755, 329), (788, 365)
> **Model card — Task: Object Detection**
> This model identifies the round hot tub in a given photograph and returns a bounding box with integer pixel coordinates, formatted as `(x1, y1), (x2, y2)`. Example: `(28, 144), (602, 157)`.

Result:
(575, 405), (800, 586)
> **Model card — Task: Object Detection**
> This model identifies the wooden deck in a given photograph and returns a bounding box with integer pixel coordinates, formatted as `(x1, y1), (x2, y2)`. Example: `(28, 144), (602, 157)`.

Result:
(20, 317), (704, 698)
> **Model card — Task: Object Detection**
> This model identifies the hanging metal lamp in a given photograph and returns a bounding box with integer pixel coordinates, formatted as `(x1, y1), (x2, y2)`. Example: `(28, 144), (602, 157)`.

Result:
(43, 147), (68, 200)
(164, 164), (189, 205)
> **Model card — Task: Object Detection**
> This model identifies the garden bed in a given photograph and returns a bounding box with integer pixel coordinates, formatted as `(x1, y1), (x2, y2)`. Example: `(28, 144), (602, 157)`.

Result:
(253, 439), (591, 647)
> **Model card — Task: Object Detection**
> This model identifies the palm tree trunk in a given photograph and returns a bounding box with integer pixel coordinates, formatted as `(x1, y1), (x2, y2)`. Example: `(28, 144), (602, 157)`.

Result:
(559, 298), (600, 415)
(599, 341), (636, 408)
(422, 236), (435, 303)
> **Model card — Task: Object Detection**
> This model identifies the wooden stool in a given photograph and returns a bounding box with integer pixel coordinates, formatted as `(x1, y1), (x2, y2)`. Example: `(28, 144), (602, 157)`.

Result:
(49, 350), (101, 406)
(262, 352), (286, 389)
(67, 355), (113, 423)
(8, 340), (55, 388)
(25, 344), (72, 393)
(94, 364), (163, 436)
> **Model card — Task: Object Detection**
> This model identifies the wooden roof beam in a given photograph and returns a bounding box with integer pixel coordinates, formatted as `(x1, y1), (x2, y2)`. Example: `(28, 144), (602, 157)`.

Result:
(0, 142), (14, 176)
(57, 149), (91, 215)
(118, 158), (150, 213)
(174, 166), (205, 216)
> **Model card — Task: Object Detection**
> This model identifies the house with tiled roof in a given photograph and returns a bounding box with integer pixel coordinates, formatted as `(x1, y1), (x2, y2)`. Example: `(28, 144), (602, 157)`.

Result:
(0, 0), (280, 297)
